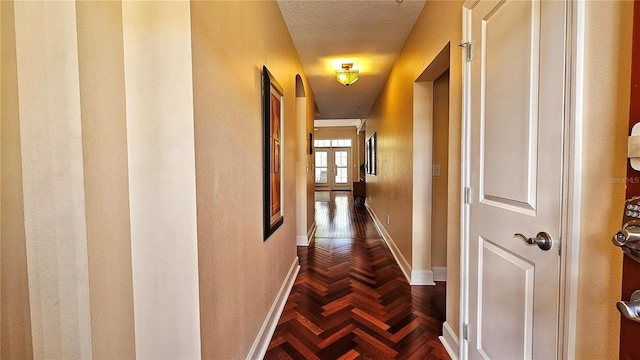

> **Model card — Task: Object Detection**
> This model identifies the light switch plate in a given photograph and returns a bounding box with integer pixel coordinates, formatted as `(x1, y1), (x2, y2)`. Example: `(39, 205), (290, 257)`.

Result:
(433, 164), (441, 177)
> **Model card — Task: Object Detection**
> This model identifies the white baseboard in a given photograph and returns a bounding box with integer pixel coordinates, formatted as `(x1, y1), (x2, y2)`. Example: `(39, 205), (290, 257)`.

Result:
(365, 204), (438, 286)
(411, 269), (435, 285)
(439, 321), (459, 360)
(297, 221), (317, 246)
(246, 257), (300, 360)
(365, 203), (412, 283)
(296, 236), (309, 246)
(433, 266), (447, 281)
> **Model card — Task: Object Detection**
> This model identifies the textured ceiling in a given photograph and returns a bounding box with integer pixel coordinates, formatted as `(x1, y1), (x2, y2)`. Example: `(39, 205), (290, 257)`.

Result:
(278, 0), (427, 121)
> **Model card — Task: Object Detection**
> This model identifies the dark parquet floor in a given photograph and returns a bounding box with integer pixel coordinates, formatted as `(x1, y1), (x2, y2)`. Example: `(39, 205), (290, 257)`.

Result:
(265, 191), (450, 360)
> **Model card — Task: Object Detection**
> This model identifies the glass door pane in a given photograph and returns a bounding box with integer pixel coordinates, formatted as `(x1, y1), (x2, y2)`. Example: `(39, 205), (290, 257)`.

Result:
(334, 150), (348, 184)
(315, 150), (328, 185)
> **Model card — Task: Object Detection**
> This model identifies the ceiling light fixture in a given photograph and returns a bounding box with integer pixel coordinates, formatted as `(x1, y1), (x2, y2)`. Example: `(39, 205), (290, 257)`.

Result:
(335, 63), (359, 87)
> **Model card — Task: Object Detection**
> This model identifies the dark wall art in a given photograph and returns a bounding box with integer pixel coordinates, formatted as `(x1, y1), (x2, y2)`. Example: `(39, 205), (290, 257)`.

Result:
(263, 66), (284, 240)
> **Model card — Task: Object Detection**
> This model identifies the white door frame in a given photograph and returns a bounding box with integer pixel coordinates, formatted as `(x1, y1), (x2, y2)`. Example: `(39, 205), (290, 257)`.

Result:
(459, 1), (584, 359)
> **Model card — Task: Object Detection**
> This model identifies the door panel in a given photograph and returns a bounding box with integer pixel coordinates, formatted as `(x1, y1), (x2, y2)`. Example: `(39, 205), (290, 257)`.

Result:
(482, 0), (538, 208)
(333, 148), (351, 190)
(468, 1), (565, 358)
(479, 239), (534, 359)
(315, 149), (329, 189)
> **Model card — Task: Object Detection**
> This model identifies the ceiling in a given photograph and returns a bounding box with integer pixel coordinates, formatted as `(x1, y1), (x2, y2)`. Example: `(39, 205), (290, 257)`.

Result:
(277, 0), (427, 122)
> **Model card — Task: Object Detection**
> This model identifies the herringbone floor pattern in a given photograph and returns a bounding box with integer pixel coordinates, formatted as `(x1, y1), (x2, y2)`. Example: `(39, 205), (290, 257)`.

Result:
(265, 192), (450, 360)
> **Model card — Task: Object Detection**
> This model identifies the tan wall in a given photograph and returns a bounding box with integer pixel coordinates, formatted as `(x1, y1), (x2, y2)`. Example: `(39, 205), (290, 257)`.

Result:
(315, 126), (360, 182)
(190, 1), (313, 357)
(2, 1), (312, 357)
(432, 71), (449, 268)
(576, 1), (633, 358)
(75, 2), (136, 358)
(366, 0), (463, 335)
(1, 1), (33, 357)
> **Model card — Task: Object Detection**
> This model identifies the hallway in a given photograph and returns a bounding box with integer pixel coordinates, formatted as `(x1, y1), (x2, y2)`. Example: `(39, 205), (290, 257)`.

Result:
(265, 192), (450, 359)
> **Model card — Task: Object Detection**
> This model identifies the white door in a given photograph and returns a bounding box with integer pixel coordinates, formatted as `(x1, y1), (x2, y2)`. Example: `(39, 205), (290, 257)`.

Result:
(332, 148), (351, 191)
(315, 148), (330, 190)
(315, 148), (352, 191)
(466, 1), (565, 359)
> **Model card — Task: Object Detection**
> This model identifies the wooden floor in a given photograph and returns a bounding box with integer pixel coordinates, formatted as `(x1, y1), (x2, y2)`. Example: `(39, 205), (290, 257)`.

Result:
(265, 191), (450, 360)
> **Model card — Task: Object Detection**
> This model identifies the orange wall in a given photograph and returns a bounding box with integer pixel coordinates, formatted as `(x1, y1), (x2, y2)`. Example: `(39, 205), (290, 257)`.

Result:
(575, 1), (633, 358)
(367, 0), (635, 355)
(366, 0), (464, 335)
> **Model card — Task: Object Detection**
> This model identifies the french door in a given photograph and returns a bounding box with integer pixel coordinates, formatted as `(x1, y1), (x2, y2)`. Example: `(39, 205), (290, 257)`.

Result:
(315, 147), (351, 191)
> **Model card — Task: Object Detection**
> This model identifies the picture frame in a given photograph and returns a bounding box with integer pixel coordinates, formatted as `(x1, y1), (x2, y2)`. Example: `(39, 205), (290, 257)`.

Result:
(364, 132), (378, 176)
(365, 138), (371, 174)
(262, 66), (284, 240)
(371, 132), (377, 175)
(366, 132), (377, 175)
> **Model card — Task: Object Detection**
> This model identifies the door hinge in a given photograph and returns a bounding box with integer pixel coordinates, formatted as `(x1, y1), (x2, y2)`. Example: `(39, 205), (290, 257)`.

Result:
(458, 41), (472, 62)
(463, 323), (469, 340)
(464, 187), (471, 204)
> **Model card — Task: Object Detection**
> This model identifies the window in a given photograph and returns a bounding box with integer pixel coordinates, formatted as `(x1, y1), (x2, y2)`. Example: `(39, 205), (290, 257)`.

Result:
(314, 139), (351, 148)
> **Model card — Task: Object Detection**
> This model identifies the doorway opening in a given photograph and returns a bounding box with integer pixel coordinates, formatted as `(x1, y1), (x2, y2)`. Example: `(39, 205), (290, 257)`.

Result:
(411, 42), (451, 286)
(431, 70), (450, 282)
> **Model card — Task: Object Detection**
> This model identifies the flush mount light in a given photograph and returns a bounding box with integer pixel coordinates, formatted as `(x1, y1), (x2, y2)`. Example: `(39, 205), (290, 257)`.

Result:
(335, 63), (359, 87)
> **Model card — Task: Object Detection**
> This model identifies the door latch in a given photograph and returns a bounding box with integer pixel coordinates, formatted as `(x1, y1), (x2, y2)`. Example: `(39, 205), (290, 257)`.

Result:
(514, 232), (553, 251)
(617, 290), (640, 323)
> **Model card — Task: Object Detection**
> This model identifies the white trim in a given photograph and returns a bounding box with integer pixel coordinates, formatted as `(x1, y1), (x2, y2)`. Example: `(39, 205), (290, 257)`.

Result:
(296, 222), (317, 246)
(411, 270), (436, 285)
(559, 1), (584, 359)
(433, 266), (447, 281)
(439, 321), (460, 360)
(412, 80), (434, 286)
(459, 1), (583, 359)
(365, 203), (412, 283)
(460, 4), (473, 360)
(365, 203), (437, 285)
(308, 221), (317, 242)
(296, 236), (309, 246)
(246, 257), (300, 360)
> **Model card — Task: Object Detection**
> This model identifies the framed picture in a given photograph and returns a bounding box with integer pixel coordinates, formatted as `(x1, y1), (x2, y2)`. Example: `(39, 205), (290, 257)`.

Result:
(365, 132), (377, 175)
(371, 132), (377, 175)
(263, 66), (284, 240)
(365, 138), (371, 174)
